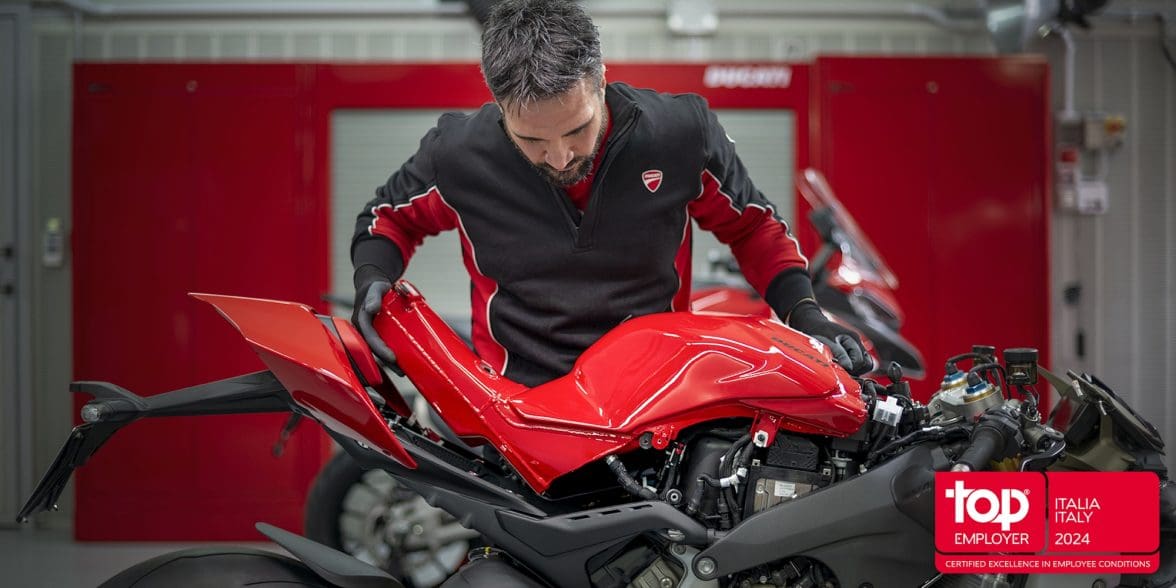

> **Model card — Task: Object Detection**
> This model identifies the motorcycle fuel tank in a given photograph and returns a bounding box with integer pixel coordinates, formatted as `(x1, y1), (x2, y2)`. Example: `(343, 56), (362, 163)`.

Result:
(513, 312), (867, 438)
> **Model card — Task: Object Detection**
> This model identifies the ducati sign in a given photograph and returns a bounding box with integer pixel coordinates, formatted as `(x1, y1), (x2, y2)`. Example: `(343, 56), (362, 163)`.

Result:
(642, 170), (663, 193)
(703, 65), (793, 89)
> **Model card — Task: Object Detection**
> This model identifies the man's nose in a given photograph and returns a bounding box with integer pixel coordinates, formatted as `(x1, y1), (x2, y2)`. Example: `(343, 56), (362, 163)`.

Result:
(545, 146), (575, 170)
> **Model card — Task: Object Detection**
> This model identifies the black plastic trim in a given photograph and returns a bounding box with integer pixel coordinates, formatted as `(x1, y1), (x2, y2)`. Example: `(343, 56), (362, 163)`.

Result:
(74, 370), (290, 420)
(330, 430), (545, 517)
(256, 522), (401, 588)
(17, 371), (291, 523)
(497, 501), (707, 557)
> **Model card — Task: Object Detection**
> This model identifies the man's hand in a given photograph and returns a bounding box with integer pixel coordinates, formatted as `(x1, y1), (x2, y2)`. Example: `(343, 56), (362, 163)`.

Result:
(352, 265), (397, 366)
(786, 301), (872, 375)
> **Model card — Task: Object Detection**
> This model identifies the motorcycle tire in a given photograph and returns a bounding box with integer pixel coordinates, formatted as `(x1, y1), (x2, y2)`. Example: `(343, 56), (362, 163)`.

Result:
(98, 547), (332, 588)
(1121, 528), (1176, 587)
(304, 449), (367, 550)
(304, 451), (475, 588)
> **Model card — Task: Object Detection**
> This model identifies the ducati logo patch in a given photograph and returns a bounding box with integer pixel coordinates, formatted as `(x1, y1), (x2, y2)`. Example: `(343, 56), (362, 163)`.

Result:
(642, 170), (663, 193)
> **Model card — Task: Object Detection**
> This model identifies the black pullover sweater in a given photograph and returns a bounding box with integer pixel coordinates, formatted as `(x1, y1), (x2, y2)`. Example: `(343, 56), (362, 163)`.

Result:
(353, 82), (814, 386)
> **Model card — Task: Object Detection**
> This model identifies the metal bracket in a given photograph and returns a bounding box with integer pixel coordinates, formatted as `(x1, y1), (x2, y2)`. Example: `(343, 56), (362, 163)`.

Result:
(751, 412), (780, 448)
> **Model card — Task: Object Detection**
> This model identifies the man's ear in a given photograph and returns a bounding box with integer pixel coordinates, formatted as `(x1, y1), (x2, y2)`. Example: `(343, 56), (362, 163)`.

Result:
(496, 100), (514, 125)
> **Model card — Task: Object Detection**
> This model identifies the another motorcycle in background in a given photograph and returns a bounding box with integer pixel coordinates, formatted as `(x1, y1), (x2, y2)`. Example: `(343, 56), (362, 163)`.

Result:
(689, 168), (924, 379)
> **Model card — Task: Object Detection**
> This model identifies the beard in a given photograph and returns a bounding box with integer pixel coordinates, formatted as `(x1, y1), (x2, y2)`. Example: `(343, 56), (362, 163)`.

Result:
(535, 153), (596, 188)
(514, 101), (610, 189)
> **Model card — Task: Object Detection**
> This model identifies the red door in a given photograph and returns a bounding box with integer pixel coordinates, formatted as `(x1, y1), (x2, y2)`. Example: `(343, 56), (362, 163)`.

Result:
(810, 56), (1052, 405)
(73, 64), (330, 540)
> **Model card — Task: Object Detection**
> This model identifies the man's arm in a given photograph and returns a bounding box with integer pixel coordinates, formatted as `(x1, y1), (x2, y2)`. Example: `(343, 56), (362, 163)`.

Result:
(350, 125), (458, 359)
(352, 125), (458, 283)
(685, 96), (812, 313)
(687, 97), (871, 375)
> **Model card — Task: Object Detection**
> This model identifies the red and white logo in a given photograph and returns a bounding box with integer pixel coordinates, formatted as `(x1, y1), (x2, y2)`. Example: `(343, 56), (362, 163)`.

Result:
(935, 472), (1045, 554)
(946, 480), (1030, 531)
(934, 471), (1161, 574)
(642, 170), (663, 193)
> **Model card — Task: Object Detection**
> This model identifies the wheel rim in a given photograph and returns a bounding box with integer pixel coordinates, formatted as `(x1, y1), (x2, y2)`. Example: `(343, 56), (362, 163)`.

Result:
(337, 469), (474, 588)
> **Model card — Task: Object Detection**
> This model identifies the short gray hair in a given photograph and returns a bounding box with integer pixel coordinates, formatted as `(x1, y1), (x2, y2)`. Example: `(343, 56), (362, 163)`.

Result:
(481, 0), (603, 111)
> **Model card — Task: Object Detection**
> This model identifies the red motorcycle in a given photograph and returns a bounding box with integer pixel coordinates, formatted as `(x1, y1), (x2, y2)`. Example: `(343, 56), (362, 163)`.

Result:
(18, 277), (1174, 587)
(297, 169), (926, 586)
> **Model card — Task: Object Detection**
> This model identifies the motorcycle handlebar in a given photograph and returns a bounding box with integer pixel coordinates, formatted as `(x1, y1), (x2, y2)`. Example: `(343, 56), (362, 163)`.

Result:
(953, 426), (1003, 472)
(953, 407), (1022, 472)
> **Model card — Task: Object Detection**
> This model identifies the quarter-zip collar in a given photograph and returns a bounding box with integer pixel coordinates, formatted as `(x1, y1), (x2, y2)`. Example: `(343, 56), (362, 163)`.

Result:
(563, 84), (642, 249)
(563, 103), (614, 214)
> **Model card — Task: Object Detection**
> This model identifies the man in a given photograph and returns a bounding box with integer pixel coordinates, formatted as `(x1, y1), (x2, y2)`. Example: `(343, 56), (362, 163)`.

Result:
(351, 0), (869, 387)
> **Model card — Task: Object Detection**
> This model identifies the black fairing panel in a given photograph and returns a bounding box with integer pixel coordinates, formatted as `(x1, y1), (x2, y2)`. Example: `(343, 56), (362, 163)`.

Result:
(255, 522), (401, 588)
(698, 444), (942, 585)
(97, 547), (329, 588)
(497, 501), (708, 557)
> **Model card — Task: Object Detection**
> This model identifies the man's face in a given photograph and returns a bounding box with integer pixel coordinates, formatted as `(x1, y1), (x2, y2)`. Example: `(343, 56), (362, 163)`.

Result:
(500, 78), (608, 188)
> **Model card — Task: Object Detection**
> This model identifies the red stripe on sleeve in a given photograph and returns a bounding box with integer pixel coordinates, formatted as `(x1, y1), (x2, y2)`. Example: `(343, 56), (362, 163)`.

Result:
(369, 186), (458, 263)
(689, 170), (807, 294)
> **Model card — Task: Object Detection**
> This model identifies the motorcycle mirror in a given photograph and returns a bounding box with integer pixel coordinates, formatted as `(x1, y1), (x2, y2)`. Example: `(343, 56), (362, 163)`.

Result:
(886, 362), (911, 399)
(886, 362), (904, 384)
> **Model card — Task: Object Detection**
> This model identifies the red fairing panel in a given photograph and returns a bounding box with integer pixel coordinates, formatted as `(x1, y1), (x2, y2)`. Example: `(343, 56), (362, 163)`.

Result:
(517, 312), (866, 437)
(331, 316), (384, 386)
(192, 294), (416, 468)
(331, 316), (414, 418)
(377, 282), (865, 493)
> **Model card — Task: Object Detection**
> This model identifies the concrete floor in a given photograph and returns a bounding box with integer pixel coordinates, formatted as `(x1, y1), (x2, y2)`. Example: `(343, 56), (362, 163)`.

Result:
(0, 527), (281, 587)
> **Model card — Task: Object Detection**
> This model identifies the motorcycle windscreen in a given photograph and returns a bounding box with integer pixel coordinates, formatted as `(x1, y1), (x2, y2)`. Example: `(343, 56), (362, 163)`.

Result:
(192, 293), (416, 468)
(797, 168), (900, 290)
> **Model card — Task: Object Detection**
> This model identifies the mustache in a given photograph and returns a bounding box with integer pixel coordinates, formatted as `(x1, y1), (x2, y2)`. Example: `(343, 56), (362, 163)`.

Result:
(537, 157), (593, 187)
(539, 157), (591, 175)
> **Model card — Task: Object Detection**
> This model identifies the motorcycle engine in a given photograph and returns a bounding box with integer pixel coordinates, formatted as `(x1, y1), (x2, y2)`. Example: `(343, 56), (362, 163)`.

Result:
(743, 434), (835, 515)
(676, 432), (841, 527)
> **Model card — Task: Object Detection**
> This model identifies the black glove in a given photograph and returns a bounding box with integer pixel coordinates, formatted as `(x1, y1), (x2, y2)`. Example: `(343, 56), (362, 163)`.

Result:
(352, 264), (397, 366)
(787, 300), (872, 375)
